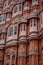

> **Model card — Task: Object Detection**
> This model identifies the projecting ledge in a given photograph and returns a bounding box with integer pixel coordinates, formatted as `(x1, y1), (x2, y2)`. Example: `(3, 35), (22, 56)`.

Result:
(6, 40), (18, 47)
(17, 54), (26, 57)
(28, 52), (39, 56)
(28, 34), (39, 40)
(19, 39), (27, 44)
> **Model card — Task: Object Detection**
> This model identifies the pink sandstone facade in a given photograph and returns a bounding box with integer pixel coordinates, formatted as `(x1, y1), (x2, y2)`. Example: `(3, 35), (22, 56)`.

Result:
(0, 0), (43, 65)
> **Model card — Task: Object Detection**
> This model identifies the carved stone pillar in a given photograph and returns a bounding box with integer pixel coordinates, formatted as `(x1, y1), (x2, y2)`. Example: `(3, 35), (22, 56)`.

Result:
(10, 54), (12, 65)
(29, 39), (38, 65)
(18, 43), (26, 65)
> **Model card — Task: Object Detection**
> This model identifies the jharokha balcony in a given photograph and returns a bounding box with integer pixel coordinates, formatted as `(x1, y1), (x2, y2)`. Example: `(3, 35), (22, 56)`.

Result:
(0, 0), (43, 65)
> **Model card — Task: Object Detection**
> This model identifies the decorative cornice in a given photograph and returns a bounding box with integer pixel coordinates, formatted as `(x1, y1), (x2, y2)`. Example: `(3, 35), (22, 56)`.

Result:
(6, 40), (18, 47)
(19, 35), (27, 38)
(28, 34), (39, 41)
(17, 54), (26, 57)
(27, 30), (43, 40)
(5, 30), (43, 47)
(19, 39), (27, 44)
(27, 52), (39, 56)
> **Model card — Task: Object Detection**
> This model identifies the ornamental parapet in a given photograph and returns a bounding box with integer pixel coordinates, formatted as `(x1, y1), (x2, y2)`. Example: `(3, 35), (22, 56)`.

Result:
(6, 39), (18, 47)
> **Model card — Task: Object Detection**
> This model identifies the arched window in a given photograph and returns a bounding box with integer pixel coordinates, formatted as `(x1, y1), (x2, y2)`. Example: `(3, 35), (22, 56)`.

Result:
(4, 0), (10, 8)
(32, 0), (38, 2)
(7, 55), (10, 60)
(8, 27), (13, 37)
(34, 19), (36, 26)
(14, 6), (18, 13)
(40, 13), (43, 24)
(19, 4), (22, 11)
(24, 24), (26, 30)
(1, 34), (4, 39)
(12, 55), (15, 60)
(24, 1), (29, 7)
(20, 24), (26, 31)
(30, 19), (32, 27)
(24, 1), (30, 10)
(4, 1), (7, 7)
(0, 16), (2, 22)
(6, 13), (10, 18)
(32, 0), (38, 6)
(14, 26), (17, 35)
(2, 14), (6, 21)
(13, 4), (22, 14)
(30, 19), (37, 27)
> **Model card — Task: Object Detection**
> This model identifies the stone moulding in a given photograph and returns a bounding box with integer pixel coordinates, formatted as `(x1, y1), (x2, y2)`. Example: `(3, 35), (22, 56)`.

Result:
(27, 30), (43, 40)
(6, 40), (18, 47)
(27, 52), (39, 56)
(17, 54), (26, 57)
(28, 34), (39, 40)
(5, 30), (43, 47)
(19, 39), (27, 44)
